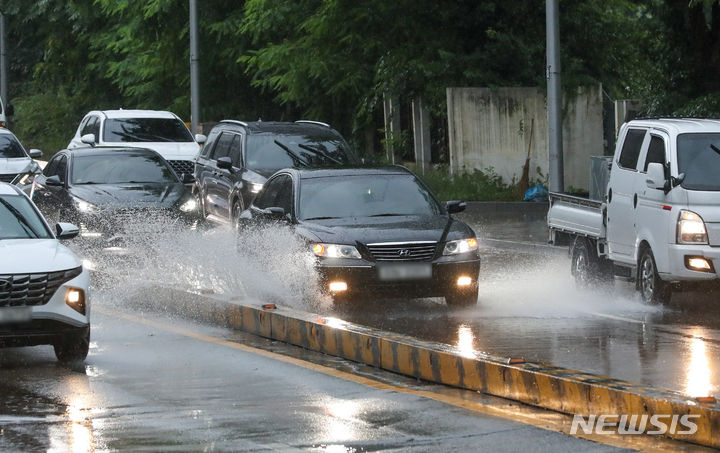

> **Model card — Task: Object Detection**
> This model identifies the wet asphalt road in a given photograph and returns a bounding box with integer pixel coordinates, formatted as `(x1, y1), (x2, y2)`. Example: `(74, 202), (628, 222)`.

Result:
(332, 207), (720, 399)
(0, 305), (622, 452)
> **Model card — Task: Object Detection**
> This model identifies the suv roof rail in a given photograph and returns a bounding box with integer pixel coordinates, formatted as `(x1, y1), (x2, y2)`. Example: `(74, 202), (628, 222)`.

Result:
(295, 120), (330, 128)
(220, 120), (249, 127)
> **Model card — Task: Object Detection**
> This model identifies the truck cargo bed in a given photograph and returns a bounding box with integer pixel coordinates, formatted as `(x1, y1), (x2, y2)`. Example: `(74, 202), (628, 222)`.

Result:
(547, 192), (605, 239)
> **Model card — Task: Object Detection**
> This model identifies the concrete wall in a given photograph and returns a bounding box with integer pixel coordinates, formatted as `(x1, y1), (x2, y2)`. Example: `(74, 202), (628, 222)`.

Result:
(447, 85), (604, 191)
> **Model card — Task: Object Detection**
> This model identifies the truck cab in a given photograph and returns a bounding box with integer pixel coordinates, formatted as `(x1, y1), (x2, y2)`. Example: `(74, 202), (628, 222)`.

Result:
(549, 118), (720, 303)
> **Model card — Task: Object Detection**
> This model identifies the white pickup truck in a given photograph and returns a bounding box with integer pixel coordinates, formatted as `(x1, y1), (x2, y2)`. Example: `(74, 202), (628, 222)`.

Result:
(548, 118), (720, 303)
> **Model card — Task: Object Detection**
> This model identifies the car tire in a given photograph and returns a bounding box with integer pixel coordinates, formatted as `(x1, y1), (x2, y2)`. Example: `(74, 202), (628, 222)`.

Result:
(232, 200), (243, 230)
(637, 247), (671, 304)
(445, 288), (478, 309)
(570, 238), (612, 288)
(54, 326), (90, 362)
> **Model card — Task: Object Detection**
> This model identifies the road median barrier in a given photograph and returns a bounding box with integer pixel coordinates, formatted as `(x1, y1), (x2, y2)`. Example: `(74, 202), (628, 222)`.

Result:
(130, 286), (720, 448)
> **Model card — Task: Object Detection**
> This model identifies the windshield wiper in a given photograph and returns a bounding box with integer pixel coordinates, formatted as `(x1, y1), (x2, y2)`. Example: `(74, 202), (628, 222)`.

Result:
(0, 198), (40, 238)
(303, 216), (340, 220)
(368, 213), (407, 217)
(711, 144), (720, 156)
(296, 143), (343, 165)
(273, 140), (310, 167)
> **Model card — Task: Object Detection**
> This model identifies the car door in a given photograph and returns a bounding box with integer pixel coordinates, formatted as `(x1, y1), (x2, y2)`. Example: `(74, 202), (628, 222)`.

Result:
(32, 153), (68, 224)
(635, 131), (672, 265)
(213, 133), (243, 219)
(204, 132), (235, 217)
(607, 127), (648, 261)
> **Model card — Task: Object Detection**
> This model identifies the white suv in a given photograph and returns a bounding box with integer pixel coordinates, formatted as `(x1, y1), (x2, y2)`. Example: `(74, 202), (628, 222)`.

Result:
(0, 182), (90, 361)
(68, 109), (206, 177)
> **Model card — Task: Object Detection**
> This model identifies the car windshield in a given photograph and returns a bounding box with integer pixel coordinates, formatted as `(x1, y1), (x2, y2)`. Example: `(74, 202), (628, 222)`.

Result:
(71, 153), (178, 185)
(677, 133), (720, 191)
(246, 133), (356, 173)
(0, 194), (52, 239)
(103, 118), (194, 143)
(298, 174), (441, 220)
(0, 135), (27, 158)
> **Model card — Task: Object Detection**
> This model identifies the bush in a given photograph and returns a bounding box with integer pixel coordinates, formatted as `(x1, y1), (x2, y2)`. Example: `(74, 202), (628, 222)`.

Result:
(412, 164), (522, 201)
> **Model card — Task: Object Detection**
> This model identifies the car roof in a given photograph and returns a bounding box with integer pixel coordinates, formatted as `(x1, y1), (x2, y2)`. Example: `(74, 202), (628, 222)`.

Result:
(0, 181), (22, 196)
(61, 146), (161, 157)
(218, 120), (339, 135)
(293, 166), (413, 179)
(94, 109), (179, 120)
(627, 118), (720, 134)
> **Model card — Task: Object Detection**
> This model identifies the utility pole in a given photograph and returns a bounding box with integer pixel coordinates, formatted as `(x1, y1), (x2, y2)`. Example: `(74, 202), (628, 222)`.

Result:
(0, 12), (7, 105)
(546, 0), (564, 193)
(189, 0), (200, 134)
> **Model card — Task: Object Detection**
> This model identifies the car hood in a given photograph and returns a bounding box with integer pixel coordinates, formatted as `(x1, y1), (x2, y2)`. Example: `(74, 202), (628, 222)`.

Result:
(295, 214), (474, 245)
(102, 142), (200, 160)
(69, 183), (189, 209)
(0, 239), (81, 274)
(0, 157), (33, 174)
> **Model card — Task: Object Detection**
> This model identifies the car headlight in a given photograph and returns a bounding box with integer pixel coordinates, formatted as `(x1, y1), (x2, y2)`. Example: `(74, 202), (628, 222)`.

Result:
(180, 198), (198, 212)
(313, 243), (362, 259)
(250, 183), (264, 194)
(677, 210), (708, 244)
(73, 197), (96, 213)
(443, 238), (478, 255)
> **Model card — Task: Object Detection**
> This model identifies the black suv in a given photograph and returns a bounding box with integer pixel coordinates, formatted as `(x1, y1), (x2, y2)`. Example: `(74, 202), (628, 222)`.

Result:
(194, 120), (357, 224)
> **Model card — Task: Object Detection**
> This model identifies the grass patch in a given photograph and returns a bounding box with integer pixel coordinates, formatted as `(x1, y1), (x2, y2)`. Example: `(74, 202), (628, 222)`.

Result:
(410, 164), (531, 201)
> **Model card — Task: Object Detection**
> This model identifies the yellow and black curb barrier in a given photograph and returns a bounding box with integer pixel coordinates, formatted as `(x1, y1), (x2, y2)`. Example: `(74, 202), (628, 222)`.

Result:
(136, 287), (720, 448)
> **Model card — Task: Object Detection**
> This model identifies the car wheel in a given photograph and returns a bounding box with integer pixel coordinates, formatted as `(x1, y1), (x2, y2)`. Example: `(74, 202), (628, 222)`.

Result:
(53, 326), (90, 362)
(445, 288), (478, 309)
(571, 238), (612, 287)
(232, 200), (243, 230)
(638, 247), (671, 304)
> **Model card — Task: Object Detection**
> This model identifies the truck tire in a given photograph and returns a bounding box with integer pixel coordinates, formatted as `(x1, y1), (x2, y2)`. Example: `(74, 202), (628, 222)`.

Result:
(570, 238), (611, 287)
(637, 247), (671, 304)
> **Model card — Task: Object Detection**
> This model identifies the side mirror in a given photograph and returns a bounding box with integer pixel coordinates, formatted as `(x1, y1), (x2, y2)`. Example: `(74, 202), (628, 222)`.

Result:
(263, 206), (286, 219)
(45, 175), (64, 187)
(6, 103), (14, 116)
(29, 149), (43, 159)
(446, 200), (467, 214)
(195, 134), (207, 144)
(55, 222), (79, 240)
(182, 173), (196, 184)
(80, 133), (96, 146)
(646, 162), (666, 190)
(216, 156), (233, 170)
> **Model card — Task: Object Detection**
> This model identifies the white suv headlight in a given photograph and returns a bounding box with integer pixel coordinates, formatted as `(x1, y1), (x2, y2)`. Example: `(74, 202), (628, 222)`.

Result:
(313, 243), (361, 259)
(677, 210), (708, 244)
(443, 238), (478, 255)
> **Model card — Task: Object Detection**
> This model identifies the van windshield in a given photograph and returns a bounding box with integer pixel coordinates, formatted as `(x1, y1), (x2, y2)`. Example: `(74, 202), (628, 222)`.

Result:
(678, 133), (720, 191)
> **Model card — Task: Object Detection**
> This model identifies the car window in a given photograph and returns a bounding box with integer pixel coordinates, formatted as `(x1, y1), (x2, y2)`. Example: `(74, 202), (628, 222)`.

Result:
(71, 153), (178, 185)
(201, 131), (220, 158)
(618, 128), (646, 170)
(245, 133), (356, 173)
(55, 156), (68, 182)
(299, 174), (441, 220)
(254, 175), (289, 209)
(103, 118), (194, 143)
(0, 134), (26, 158)
(43, 155), (61, 177)
(90, 117), (100, 138)
(643, 135), (667, 172)
(80, 116), (95, 136)
(229, 135), (243, 167)
(0, 193), (52, 239)
(274, 176), (293, 213)
(211, 132), (234, 161)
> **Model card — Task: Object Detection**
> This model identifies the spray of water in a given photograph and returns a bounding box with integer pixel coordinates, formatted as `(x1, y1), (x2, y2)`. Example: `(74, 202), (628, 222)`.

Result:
(75, 213), (331, 312)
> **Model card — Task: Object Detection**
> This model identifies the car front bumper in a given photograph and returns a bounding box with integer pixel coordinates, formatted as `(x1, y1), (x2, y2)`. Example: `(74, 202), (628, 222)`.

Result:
(316, 257), (481, 298)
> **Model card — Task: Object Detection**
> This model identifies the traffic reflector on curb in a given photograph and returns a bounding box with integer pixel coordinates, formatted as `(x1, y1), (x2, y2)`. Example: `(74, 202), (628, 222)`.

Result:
(507, 358), (526, 365)
(697, 396), (717, 404)
(261, 303), (277, 310)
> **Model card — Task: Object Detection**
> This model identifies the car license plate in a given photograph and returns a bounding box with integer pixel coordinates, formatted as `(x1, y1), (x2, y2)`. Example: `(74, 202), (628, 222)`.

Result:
(377, 263), (432, 281)
(0, 306), (31, 324)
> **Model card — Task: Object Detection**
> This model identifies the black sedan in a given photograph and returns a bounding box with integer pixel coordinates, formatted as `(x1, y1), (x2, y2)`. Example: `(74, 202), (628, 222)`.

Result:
(28, 147), (200, 253)
(238, 167), (480, 307)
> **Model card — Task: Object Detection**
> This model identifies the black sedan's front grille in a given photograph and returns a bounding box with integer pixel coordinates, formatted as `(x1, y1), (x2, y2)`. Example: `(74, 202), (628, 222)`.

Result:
(0, 267), (83, 307)
(167, 160), (195, 177)
(366, 242), (438, 262)
(0, 173), (17, 183)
